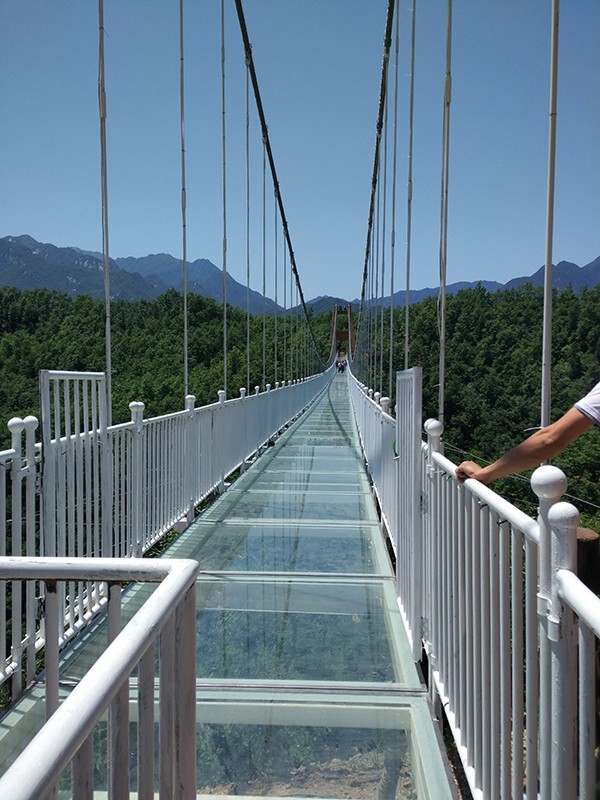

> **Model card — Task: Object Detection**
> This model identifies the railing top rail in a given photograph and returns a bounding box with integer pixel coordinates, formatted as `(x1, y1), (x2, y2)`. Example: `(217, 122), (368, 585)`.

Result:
(0, 447), (17, 463)
(0, 555), (196, 584)
(431, 450), (540, 545)
(0, 555), (199, 799)
(143, 408), (190, 425)
(44, 370), (106, 380)
(557, 568), (600, 638)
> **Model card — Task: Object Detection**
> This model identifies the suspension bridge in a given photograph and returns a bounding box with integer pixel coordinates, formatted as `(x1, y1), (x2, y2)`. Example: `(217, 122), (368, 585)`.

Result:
(1, 2), (599, 799)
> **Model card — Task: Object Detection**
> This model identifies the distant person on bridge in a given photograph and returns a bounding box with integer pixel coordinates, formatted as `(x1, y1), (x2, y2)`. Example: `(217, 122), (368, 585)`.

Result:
(456, 379), (600, 485)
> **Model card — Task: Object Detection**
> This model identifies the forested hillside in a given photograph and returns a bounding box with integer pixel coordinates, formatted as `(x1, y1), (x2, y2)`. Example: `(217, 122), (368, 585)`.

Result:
(2, 283), (600, 526)
(0, 287), (332, 438)
(357, 282), (600, 526)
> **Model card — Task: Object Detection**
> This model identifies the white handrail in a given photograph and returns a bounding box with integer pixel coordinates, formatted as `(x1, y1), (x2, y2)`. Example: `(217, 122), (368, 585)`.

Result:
(349, 377), (598, 800)
(557, 568), (600, 638)
(1, 366), (334, 698)
(0, 556), (199, 800)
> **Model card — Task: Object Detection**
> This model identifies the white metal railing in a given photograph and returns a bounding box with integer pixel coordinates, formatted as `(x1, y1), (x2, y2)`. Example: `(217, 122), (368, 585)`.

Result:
(0, 555), (199, 800)
(0, 367), (333, 700)
(347, 368), (423, 660)
(349, 367), (599, 800)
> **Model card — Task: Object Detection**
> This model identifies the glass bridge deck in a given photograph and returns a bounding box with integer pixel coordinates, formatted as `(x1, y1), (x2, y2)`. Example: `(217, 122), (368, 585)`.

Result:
(0, 375), (455, 798)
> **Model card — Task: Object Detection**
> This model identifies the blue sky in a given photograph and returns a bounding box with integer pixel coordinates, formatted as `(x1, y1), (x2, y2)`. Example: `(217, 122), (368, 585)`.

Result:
(1, 1), (599, 301)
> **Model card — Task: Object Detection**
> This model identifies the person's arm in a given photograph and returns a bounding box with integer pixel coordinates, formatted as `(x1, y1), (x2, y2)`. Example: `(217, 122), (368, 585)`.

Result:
(456, 406), (594, 485)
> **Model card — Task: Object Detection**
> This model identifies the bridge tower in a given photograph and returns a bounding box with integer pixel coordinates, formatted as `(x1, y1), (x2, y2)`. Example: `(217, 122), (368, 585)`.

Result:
(334, 303), (355, 359)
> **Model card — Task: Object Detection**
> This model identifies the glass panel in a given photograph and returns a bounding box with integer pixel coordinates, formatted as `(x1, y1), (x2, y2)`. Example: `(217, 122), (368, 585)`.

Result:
(263, 456), (365, 471)
(201, 489), (378, 523)
(234, 470), (371, 493)
(190, 692), (454, 799)
(194, 577), (419, 686)
(167, 521), (392, 575)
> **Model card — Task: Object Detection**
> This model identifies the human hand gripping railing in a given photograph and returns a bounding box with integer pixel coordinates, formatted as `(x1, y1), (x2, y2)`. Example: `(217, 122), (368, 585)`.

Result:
(0, 556), (199, 800)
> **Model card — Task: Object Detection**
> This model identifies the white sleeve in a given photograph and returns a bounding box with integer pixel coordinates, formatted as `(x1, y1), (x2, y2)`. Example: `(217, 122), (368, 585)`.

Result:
(574, 380), (600, 426)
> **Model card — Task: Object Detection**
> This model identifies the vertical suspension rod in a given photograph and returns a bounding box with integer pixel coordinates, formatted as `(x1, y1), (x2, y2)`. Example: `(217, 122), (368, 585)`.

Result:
(221, 0), (228, 398)
(388, 0), (401, 398)
(355, 0), (395, 362)
(437, 0), (452, 427)
(404, 0), (416, 370)
(245, 61), (251, 392)
(541, 0), (560, 429)
(179, 0), (188, 399)
(98, 0), (112, 425)
(233, 0), (324, 368)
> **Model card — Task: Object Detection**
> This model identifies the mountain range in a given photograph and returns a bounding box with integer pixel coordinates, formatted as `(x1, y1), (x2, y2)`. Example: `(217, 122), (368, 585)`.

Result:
(0, 235), (279, 314)
(2, 235), (600, 312)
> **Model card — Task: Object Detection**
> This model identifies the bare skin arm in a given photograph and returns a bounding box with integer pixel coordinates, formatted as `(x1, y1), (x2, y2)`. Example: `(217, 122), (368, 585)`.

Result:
(456, 406), (594, 485)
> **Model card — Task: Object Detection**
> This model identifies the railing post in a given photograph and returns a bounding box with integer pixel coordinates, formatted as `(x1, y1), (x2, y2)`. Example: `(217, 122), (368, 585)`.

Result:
(548, 500), (579, 800)
(266, 384), (272, 447)
(175, 582), (197, 798)
(424, 418), (444, 720)
(239, 389), (248, 472)
(184, 395), (196, 524)
(129, 402), (145, 557)
(218, 390), (226, 492)
(530, 464), (568, 800)
(23, 415), (39, 686)
(8, 417), (25, 700)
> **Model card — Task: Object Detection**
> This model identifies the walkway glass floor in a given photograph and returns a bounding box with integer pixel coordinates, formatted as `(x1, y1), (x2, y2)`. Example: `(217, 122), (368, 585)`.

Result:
(0, 375), (455, 798)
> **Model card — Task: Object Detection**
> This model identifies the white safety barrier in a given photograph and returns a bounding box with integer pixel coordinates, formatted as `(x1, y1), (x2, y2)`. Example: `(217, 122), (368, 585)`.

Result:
(348, 368), (423, 660)
(349, 367), (599, 800)
(424, 423), (599, 800)
(0, 367), (333, 700)
(0, 555), (199, 800)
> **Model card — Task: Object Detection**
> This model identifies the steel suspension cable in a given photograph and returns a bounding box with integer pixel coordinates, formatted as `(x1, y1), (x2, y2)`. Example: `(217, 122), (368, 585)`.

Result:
(262, 141), (267, 390)
(245, 61), (251, 392)
(179, 0), (188, 399)
(404, 0), (416, 371)
(355, 0), (395, 374)
(437, 0), (452, 427)
(97, 0), (112, 425)
(541, 0), (560, 429)
(374, 179), (381, 389)
(379, 96), (389, 396)
(233, 0), (325, 370)
(274, 199), (279, 385)
(221, 0), (228, 398)
(388, 0), (401, 398)
(283, 240), (287, 381)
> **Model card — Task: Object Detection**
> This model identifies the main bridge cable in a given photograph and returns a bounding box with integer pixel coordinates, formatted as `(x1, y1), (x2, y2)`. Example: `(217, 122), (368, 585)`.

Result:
(354, 0), (395, 367)
(233, 0), (326, 371)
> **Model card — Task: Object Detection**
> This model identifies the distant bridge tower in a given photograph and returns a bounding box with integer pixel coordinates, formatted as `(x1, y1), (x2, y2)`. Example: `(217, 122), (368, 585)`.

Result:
(333, 303), (355, 358)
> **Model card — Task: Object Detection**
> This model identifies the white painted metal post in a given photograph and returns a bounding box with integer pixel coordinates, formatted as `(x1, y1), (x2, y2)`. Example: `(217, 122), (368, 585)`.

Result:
(424, 418), (443, 719)
(23, 416), (38, 686)
(175, 583), (197, 798)
(72, 734), (93, 800)
(160, 614), (176, 799)
(98, 376), (112, 559)
(8, 418), (24, 699)
(218, 390), (226, 493)
(138, 643), (155, 800)
(548, 500), (579, 800)
(531, 464), (567, 800)
(129, 402), (145, 557)
(185, 394), (196, 524)
(108, 581), (129, 798)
